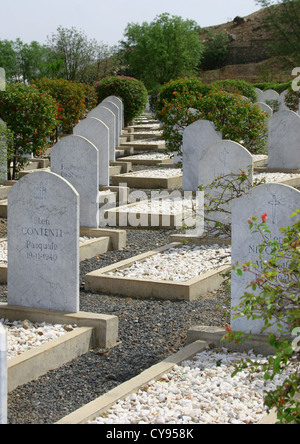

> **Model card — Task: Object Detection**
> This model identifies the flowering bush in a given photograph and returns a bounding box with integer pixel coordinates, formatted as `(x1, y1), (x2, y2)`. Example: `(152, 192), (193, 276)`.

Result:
(227, 211), (300, 424)
(212, 79), (258, 102)
(284, 87), (300, 112)
(158, 89), (268, 155)
(78, 83), (98, 114)
(0, 83), (58, 179)
(95, 76), (148, 126)
(32, 78), (86, 140)
(154, 77), (214, 115)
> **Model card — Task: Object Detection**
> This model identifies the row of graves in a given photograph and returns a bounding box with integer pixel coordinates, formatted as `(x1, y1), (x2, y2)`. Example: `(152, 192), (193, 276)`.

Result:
(0, 88), (300, 424)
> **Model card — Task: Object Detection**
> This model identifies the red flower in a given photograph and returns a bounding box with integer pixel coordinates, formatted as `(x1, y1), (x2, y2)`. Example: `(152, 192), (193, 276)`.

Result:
(261, 213), (268, 223)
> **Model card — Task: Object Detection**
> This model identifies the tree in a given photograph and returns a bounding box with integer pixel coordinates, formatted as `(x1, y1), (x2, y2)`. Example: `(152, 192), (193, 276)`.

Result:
(46, 26), (118, 83)
(200, 30), (230, 71)
(0, 39), (52, 83)
(121, 13), (203, 90)
(257, 0), (300, 61)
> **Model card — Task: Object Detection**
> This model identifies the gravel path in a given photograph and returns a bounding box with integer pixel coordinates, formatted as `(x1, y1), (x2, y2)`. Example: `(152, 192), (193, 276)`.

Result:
(0, 227), (231, 424)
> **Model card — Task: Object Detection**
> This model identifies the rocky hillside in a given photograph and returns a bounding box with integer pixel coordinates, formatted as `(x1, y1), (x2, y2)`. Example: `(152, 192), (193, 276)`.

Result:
(199, 6), (296, 84)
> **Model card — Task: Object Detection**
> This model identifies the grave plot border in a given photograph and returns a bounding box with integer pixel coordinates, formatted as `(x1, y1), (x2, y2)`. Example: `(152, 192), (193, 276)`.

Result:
(117, 155), (173, 166)
(0, 303), (119, 392)
(56, 338), (276, 425)
(102, 199), (195, 230)
(111, 171), (183, 189)
(119, 140), (166, 152)
(85, 242), (231, 302)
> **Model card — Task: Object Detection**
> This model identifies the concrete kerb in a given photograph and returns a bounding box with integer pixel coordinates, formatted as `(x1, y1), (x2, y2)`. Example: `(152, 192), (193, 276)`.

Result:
(56, 336), (278, 425)
(111, 172), (182, 190)
(56, 340), (209, 424)
(0, 302), (119, 392)
(102, 199), (195, 230)
(117, 156), (174, 166)
(85, 242), (231, 302)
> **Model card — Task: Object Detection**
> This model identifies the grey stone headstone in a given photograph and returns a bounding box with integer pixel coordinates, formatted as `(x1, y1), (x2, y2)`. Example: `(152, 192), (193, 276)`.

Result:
(199, 140), (253, 229)
(264, 89), (279, 102)
(73, 117), (109, 186)
(51, 135), (99, 228)
(100, 100), (120, 146)
(278, 90), (289, 112)
(199, 140), (253, 187)
(104, 95), (124, 131)
(268, 110), (300, 170)
(7, 171), (80, 312)
(256, 102), (273, 117)
(0, 323), (7, 425)
(182, 120), (222, 191)
(0, 118), (7, 182)
(87, 105), (116, 161)
(255, 88), (265, 103)
(231, 183), (300, 334)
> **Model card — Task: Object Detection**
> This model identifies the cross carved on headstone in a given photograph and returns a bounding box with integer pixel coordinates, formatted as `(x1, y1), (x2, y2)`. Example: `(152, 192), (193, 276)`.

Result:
(268, 194), (281, 224)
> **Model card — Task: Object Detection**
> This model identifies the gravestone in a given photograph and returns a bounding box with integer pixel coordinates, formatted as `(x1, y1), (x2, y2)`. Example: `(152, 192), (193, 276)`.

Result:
(199, 140), (253, 231)
(256, 102), (273, 117)
(104, 96), (124, 132)
(263, 89), (279, 103)
(51, 135), (99, 228)
(268, 110), (300, 170)
(0, 118), (7, 182)
(182, 120), (222, 191)
(87, 105), (116, 161)
(231, 183), (300, 334)
(0, 323), (7, 425)
(278, 90), (289, 112)
(255, 88), (265, 103)
(199, 140), (253, 187)
(73, 117), (109, 186)
(7, 171), (80, 312)
(100, 100), (120, 146)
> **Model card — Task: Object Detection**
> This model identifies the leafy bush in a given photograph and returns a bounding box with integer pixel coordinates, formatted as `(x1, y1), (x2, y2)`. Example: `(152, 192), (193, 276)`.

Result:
(228, 210), (300, 424)
(158, 89), (268, 154)
(95, 76), (148, 126)
(212, 79), (258, 102)
(0, 83), (58, 179)
(284, 87), (300, 112)
(32, 78), (86, 140)
(155, 77), (214, 115)
(253, 82), (292, 94)
(200, 30), (229, 71)
(78, 83), (98, 114)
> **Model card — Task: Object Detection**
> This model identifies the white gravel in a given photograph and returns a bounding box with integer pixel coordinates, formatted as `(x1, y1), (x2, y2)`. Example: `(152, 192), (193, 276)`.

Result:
(90, 347), (293, 425)
(125, 198), (195, 215)
(123, 169), (182, 178)
(128, 153), (171, 160)
(106, 244), (231, 282)
(1, 318), (77, 360)
(254, 172), (300, 182)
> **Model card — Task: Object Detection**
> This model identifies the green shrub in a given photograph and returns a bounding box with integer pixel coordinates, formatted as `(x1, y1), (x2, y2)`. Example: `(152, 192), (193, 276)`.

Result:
(78, 83), (98, 114)
(212, 79), (258, 102)
(32, 78), (86, 140)
(158, 89), (268, 154)
(95, 76), (148, 126)
(253, 82), (292, 94)
(284, 87), (300, 112)
(155, 77), (214, 115)
(0, 83), (58, 179)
